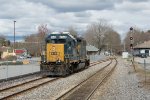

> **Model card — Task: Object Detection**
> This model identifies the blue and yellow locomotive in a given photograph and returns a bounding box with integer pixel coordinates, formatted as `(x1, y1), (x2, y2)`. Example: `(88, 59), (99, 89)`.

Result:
(40, 32), (90, 76)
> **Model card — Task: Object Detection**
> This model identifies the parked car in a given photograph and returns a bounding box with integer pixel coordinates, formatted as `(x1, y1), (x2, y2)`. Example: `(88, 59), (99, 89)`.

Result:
(18, 55), (26, 59)
(17, 54), (32, 59)
(26, 54), (32, 58)
(140, 54), (147, 58)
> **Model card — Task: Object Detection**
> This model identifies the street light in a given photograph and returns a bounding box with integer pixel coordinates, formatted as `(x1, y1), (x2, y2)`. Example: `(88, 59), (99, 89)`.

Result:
(14, 21), (16, 50)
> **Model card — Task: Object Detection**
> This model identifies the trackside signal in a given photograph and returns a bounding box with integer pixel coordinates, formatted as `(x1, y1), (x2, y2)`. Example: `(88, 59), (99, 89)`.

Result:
(130, 37), (133, 40)
(130, 44), (133, 49)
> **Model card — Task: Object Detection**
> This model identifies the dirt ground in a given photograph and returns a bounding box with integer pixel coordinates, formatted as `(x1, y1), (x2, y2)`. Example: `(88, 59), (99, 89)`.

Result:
(134, 57), (150, 90)
(90, 56), (150, 100)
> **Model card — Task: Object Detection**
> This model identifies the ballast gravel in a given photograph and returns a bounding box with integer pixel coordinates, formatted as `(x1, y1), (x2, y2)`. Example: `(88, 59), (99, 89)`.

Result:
(90, 57), (150, 100)
(0, 73), (42, 90)
(8, 57), (150, 100)
(11, 60), (111, 100)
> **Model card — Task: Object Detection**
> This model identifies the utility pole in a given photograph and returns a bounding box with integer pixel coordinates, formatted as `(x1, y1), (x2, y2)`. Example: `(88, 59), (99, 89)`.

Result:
(124, 42), (126, 51)
(14, 21), (16, 50)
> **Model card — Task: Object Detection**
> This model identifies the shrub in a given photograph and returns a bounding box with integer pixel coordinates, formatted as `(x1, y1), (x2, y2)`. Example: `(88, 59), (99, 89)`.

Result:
(4, 55), (17, 61)
(1, 61), (23, 65)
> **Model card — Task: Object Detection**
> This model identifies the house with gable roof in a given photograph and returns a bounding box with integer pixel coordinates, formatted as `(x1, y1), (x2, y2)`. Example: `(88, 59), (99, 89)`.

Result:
(134, 40), (150, 57)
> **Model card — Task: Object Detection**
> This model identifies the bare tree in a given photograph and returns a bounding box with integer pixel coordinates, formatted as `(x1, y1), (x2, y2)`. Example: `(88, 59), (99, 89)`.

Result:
(104, 30), (121, 54)
(84, 20), (122, 54)
(0, 36), (10, 47)
(84, 20), (112, 54)
(68, 26), (78, 38)
(84, 28), (96, 46)
(0, 36), (6, 46)
(24, 24), (50, 56)
(37, 24), (50, 42)
(123, 27), (150, 51)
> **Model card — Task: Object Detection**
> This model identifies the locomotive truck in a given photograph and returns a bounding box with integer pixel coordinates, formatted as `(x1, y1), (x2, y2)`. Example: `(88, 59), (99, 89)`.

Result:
(40, 32), (90, 76)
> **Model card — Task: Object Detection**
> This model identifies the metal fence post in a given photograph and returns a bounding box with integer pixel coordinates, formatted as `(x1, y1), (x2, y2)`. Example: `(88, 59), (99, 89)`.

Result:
(144, 59), (146, 84)
(6, 61), (8, 80)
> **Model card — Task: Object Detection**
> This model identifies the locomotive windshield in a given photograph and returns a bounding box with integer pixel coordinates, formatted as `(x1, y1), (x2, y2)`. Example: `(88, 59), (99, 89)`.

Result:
(51, 39), (66, 44)
(48, 35), (67, 44)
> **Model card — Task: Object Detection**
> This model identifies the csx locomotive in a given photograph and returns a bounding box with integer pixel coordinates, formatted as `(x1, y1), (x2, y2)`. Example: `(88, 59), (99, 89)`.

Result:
(40, 32), (90, 76)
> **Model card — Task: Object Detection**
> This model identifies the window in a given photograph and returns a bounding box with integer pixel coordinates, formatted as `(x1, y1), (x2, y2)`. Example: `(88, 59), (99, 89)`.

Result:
(68, 41), (71, 46)
(51, 39), (66, 44)
(58, 39), (66, 43)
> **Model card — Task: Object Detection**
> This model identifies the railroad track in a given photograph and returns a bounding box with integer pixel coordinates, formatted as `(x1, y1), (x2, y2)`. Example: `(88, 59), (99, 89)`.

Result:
(57, 57), (117, 100)
(0, 77), (59, 99)
(90, 58), (110, 66)
(0, 57), (111, 99)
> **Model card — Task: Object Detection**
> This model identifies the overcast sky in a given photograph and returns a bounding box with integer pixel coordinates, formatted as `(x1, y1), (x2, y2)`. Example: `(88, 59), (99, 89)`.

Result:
(0, 0), (150, 39)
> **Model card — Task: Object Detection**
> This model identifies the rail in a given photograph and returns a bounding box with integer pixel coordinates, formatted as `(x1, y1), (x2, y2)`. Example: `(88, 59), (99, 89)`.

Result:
(56, 58), (116, 100)
(0, 77), (59, 99)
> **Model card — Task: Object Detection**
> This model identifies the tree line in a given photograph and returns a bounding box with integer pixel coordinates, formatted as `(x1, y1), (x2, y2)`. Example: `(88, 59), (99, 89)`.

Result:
(84, 20), (121, 54)
(1, 20), (150, 56)
(0, 36), (10, 47)
(22, 21), (122, 56)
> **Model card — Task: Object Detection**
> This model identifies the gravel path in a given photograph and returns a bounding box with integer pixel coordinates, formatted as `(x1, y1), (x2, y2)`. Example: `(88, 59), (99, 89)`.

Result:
(90, 57), (150, 100)
(11, 60), (111, 100)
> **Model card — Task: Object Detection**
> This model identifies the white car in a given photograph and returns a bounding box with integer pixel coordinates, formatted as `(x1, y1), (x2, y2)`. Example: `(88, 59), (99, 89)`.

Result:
(19, 56), (26, 59)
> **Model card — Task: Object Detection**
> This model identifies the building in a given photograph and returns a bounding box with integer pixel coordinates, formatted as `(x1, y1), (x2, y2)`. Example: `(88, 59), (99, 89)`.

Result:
(86, 45), (99, 55)
(0, 46), (27, 59)
(0, 46), (15, 59)
(15, 49), (27, 56)
(134, 40), (150, 57)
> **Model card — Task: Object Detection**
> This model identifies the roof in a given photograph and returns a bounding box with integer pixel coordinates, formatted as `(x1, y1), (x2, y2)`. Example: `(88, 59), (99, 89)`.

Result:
(14, 49), (27, 55)
(0, 46), (10, 52)
(15, 49), (25, 54)
(134, 40), (150, 49)
(86, 45), (99, 52)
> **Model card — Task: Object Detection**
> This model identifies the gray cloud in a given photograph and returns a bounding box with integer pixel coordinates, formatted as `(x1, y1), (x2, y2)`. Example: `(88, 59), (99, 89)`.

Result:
(115, 0), (150, 12)
(74, 11), (92, 18)
(126, 0), (149, 2)
(26, 0), (115, 12)
(0, 0), (150, 41)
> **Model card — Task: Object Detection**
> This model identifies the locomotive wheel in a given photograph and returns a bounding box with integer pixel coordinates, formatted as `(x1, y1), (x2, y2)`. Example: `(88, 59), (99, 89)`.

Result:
(69, 64), (74, 74)
(59, 64), (71, 76)
(58, 65), (65, 73)
(85, 59), (90, 68)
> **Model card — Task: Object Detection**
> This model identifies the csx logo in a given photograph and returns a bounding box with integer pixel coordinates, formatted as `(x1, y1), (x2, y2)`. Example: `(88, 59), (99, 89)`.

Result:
(51, 46), (56, 52)
(50, 46), (57, 55)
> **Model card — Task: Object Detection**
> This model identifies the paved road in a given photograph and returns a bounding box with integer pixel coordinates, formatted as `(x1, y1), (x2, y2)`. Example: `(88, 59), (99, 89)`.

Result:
(0, 58), (40, 80)
(89, 54), (107, 62)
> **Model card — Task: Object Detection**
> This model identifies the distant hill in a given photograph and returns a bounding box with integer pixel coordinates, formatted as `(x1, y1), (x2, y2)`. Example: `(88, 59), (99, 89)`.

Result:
(6, 36), (24, 42)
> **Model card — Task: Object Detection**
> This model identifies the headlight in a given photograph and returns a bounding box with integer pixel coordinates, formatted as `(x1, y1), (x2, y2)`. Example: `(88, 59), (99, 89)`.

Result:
(56, 60), (61, 64)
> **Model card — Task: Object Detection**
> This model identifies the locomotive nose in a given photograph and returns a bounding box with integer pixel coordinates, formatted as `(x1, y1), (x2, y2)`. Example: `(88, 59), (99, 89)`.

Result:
(47, 44), (64, 62)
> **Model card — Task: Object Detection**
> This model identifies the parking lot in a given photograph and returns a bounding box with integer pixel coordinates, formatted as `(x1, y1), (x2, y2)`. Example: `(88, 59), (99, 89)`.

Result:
(0, 57), (41, 80)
